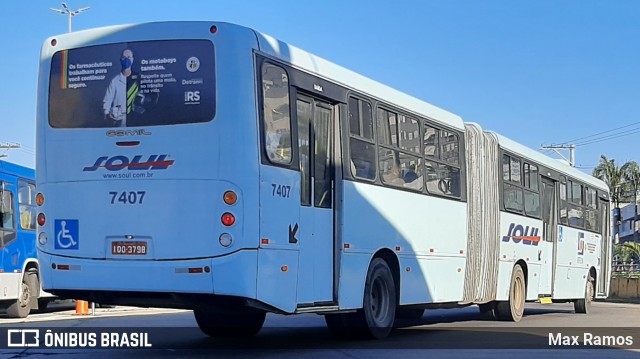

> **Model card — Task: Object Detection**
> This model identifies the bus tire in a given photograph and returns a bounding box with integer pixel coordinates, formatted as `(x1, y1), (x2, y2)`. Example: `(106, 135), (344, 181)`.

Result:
(193, 307), (266, 337)
(494, 264), (526, 322)
(6, 271), (37, 318)
(360, 257), (397, 339)
(325, 258), (397, 339)
(574, 275), (594, 314)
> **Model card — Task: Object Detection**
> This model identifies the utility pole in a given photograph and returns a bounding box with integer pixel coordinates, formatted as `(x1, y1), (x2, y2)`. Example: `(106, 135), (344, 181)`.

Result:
(0, 143), (20, 158)
(50, 2), (90, 33)
(540, 144), (575, 167)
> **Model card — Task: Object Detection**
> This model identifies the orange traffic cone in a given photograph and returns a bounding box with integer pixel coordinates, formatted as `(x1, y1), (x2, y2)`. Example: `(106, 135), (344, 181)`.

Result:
(75, 300), (89, 315)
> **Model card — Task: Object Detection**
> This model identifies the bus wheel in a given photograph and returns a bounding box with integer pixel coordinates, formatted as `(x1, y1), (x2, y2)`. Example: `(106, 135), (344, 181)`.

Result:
(325, 258), (396, 339)
(495, 264), (526, 322)
(193, 307), (266, 337)
(574, 275), (594, 314)
(360, 257), (396, 339)
(6, 271), (37, 318)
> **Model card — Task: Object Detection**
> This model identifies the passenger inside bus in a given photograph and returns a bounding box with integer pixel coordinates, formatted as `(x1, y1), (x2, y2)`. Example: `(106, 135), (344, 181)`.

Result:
(403, 164), (419, 183)
(20, 208), (32, 230)
(382, 164), (405, 186)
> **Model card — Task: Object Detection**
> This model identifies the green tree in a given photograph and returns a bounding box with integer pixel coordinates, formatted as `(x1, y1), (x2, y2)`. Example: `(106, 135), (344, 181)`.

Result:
(593, 155), (625, 208)
(621, 161), (640, 244)
(593, 155), (625, 243)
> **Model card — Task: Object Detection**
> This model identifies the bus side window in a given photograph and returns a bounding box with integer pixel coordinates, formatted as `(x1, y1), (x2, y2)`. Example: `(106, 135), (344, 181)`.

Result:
(0, 190), (17, 248)
(348, 97), (375, 180)
(18, 181), (36, 230)
(262, 63), (292, 165)
(1, 191), (14, 230)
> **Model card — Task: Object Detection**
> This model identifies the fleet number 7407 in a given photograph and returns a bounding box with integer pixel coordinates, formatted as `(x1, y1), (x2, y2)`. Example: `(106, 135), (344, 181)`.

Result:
(109, 191), (146, 204)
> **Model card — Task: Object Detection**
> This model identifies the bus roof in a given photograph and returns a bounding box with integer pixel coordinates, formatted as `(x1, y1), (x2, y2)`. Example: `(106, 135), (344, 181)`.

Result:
(254, 31), (465, 131)
(490, 131), (608, 192)
(0, 160), (34, 180)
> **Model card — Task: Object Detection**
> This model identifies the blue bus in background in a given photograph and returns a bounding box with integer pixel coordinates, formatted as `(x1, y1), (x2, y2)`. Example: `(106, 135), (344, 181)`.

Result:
(0, 160), (52, 318)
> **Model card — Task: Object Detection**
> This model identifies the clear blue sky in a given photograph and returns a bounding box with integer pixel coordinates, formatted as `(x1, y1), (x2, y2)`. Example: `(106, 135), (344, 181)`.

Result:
(2, 1), (639, 172)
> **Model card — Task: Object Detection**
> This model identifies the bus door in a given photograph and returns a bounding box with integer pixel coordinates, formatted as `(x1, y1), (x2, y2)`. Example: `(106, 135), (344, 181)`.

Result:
(597, 197), (611, 296)
(538, 176), (557, 295)
(295, 94), (334, 304)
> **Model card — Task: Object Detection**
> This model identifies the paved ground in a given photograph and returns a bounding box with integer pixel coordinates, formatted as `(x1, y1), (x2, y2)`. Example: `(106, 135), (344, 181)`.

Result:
(2, 297), (638, 325)
(0, 300), (187, 324)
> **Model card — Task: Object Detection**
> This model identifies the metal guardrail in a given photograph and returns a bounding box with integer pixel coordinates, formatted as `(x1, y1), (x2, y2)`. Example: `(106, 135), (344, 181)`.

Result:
(613, 261), (640, 275)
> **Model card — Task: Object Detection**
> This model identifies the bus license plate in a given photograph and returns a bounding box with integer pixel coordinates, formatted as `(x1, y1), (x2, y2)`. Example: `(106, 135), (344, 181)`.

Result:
(111, 241), (147, 255)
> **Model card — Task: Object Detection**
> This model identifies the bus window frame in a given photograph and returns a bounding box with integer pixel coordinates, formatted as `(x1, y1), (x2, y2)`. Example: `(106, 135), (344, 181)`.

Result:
(18, 180), (36, 231)
(260, 61), (294, 167)
(0, 187), (17, 248)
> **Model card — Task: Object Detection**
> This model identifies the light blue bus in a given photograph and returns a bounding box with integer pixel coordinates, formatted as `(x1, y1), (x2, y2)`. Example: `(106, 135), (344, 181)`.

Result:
(0, 160), (53, 318)
(36, 22), (611, 338)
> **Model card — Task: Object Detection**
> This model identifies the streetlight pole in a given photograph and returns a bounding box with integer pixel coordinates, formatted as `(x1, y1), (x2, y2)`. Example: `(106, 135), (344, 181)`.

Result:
(50, 2), (90, 33)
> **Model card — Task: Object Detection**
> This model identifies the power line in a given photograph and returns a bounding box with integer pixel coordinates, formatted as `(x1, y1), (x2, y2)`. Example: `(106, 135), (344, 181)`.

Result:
(0, 139), (34, 152)
(0, 143), (21, 159)
(560, 120), (640, 144)
(574, 127), (640, 147)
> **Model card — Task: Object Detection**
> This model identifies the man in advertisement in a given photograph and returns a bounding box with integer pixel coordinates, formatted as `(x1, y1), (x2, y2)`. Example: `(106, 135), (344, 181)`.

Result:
(102, 49), (140, 127)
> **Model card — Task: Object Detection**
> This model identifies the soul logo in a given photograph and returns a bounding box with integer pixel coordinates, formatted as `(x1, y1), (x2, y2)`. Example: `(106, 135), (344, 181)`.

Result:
(83, 155), (174, 172)
(502, 223), (541, 246)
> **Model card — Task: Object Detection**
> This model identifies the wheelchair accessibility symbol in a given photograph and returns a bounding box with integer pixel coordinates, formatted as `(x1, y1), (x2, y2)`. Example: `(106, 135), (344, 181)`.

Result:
(54, 219), (79, 250)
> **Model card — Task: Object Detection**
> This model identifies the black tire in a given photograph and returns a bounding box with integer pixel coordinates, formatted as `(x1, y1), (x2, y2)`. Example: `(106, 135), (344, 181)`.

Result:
(194, 307), (266, 337)
(361, 258), (396, 339)
(325, 258), (397, 339)
(574, 275), (594, 314)
(6, 271), (37, 318)
(494, 265), (526, 322)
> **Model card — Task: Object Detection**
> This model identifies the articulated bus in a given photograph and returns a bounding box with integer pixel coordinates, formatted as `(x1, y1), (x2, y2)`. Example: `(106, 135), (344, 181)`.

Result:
(36, 22), (611, 338)
(0, 160), (53, 318)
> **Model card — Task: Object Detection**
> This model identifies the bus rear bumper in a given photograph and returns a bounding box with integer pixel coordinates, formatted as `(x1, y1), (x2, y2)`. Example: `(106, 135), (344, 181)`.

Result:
(37, 250), (258, 300)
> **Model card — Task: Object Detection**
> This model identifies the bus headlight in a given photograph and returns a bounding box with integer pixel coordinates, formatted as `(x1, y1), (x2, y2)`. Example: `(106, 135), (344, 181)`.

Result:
(38, 232), (48, 245)
(219, 233), (233, 247)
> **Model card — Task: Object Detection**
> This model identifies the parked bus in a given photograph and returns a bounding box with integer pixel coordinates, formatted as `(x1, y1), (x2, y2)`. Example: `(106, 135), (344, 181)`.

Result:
(0, 160), (53, 318)
(36, 22), (611, 338)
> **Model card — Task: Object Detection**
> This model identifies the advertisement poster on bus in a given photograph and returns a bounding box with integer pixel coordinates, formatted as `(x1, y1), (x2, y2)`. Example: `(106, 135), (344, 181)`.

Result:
(48, 40), (215, 128)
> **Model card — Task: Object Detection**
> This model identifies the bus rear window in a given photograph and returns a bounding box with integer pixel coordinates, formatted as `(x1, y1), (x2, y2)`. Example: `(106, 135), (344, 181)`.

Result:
(49, 40), (215, 128)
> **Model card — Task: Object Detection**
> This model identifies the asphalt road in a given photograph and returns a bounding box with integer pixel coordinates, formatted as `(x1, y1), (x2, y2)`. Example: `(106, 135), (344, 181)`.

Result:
(2, 301), (639, 358)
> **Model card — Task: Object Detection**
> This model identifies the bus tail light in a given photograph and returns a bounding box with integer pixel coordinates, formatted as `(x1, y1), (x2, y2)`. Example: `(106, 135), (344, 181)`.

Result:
(221, 212), (235, 226)
(223, 191), (237, 205)
(36, 193), (45, 206)
(37, 213), (46, 226)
